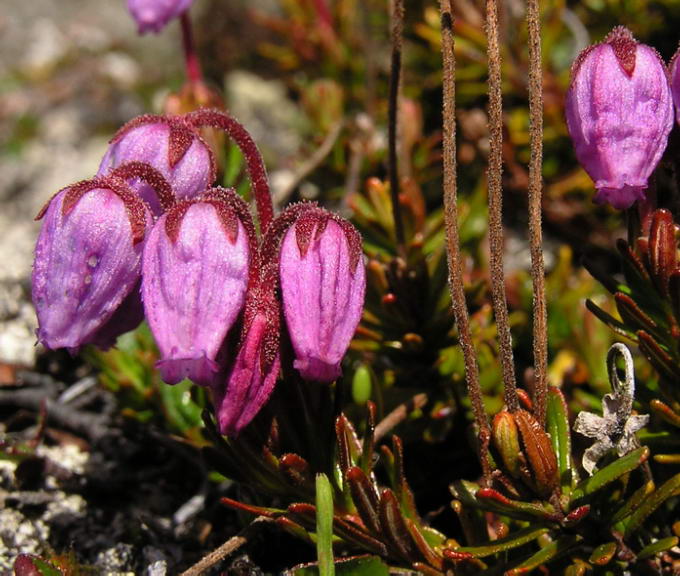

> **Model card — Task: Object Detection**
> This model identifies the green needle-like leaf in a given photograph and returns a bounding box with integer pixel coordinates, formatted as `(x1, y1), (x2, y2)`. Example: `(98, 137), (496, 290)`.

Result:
(451, 526), (548, 558)
(316, 473), (336, 576)
(546, 386), (573, 495)
(588, 541), (616, 565)
(637, 536), (679, 560)
(571, 447), (649, 503)
(505, 535), (581, 575)
(624, 473), (680, 537)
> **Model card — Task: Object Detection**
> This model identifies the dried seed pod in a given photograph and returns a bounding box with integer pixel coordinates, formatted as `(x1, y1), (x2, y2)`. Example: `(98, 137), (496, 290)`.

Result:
(514, 409), (559, 498)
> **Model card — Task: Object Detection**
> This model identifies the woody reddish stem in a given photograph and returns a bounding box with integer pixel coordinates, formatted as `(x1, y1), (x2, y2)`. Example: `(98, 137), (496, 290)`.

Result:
(180, 12), (203, 84)
(527, 0), (548, 427)
(388, 0), (406, 248)
(439, 0), (491, 481)
(485, 0), (518, 412)
(109, 161), (175, 211)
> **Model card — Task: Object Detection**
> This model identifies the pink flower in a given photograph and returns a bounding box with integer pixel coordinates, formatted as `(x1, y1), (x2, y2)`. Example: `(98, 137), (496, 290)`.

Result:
(565, 27), (673, 209)
(141, 189), (254, 386)
(127, 0), (194, 34)
(670, 45), (680, 126)
(214, 311), (280, 436)
(32, 177), (152, 351)
(279, 208), (365, 382)
(98, 115), (215, 216)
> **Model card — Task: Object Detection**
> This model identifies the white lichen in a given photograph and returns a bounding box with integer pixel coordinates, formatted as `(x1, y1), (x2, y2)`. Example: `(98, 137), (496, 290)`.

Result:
(574, 343), (649, 475)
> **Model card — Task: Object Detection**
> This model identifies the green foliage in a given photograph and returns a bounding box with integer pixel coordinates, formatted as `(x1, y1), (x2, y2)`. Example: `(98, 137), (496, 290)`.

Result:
(87, 324), (205, 443)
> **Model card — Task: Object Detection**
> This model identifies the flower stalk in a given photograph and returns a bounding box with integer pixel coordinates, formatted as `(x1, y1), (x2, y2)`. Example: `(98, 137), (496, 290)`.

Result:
(439, 0), (491, 481)
(485, 0), (518, 413)
(180, 11), (203, 84)
(527, 0), (548, 427)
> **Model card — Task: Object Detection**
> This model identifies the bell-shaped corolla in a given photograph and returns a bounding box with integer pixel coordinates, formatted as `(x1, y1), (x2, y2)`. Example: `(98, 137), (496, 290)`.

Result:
(32, 177), (152, 351)
(670, 45), (680, 126)
(141, 188), (254, 387)
(127, 0), (194, 34)
(565, 26), (673, 209)
(279, 208), (366, 382)
(214, 310), (281, 437)
(98, 115), (215, 216)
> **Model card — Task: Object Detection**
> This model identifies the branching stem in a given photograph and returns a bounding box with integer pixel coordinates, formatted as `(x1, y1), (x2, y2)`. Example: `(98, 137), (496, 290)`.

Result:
(439, 0), (491, 481)
(485, 0), (518, 412)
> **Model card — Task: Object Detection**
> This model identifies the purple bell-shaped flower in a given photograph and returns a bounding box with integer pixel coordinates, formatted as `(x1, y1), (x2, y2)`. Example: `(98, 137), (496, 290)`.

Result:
(142, 188), (255, 386)
(98, 114), (215, 216)
(565, 27), (674, 209)
(127, 0), (194, 34)
(670, 45), (680, 126)
(214, 309), (281, 437)
(32, 176), (153, 351)
(279, 207), (365, 382)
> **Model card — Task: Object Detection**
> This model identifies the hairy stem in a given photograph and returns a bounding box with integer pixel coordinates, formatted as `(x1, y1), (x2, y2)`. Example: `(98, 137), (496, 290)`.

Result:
(486, 0), (518, 412)
(180, 12), (203, 84)
(388, 0), (406, 248)
(439, 0), (491, 481)
(526, 0), (548, 427)
(187, 109), (274, 233)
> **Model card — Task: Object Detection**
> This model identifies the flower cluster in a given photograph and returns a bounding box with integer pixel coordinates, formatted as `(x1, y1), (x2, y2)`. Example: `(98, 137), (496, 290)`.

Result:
(32, 109), (366, 436)
(566, 27), (680, 210)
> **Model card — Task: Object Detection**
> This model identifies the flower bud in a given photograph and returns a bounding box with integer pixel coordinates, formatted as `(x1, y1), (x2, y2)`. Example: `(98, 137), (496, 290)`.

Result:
(514, 409), (559, 498)
(214, 311), (281, 436)
(142, 189), (253, 386)
(32, 178), (152, 351)
(670, 45), (680, 126)
(279, 208), (365, 382)
(127, 0), (194, 34)
(98, 115), (215, 216)
(492, 411), (522, 479)
(565, 27), (673, 209)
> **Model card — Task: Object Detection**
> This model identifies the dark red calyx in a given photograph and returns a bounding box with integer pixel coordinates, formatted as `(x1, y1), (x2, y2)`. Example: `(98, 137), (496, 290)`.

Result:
(605, 26), (637, 77)
(163, 186), (260, 247)
(39, 176), (148, 245)
(109, 161), (175, 211)
(167, 116), (200, 168)
(294, 207), (330, 259)
(335, 216), (364, 274)
(203, 187), (259, 252)
(109, 113), (216, 178)
(164, 195), (242, 245)
(109, 113), (166, 145)
(293, 207), (363, 274)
